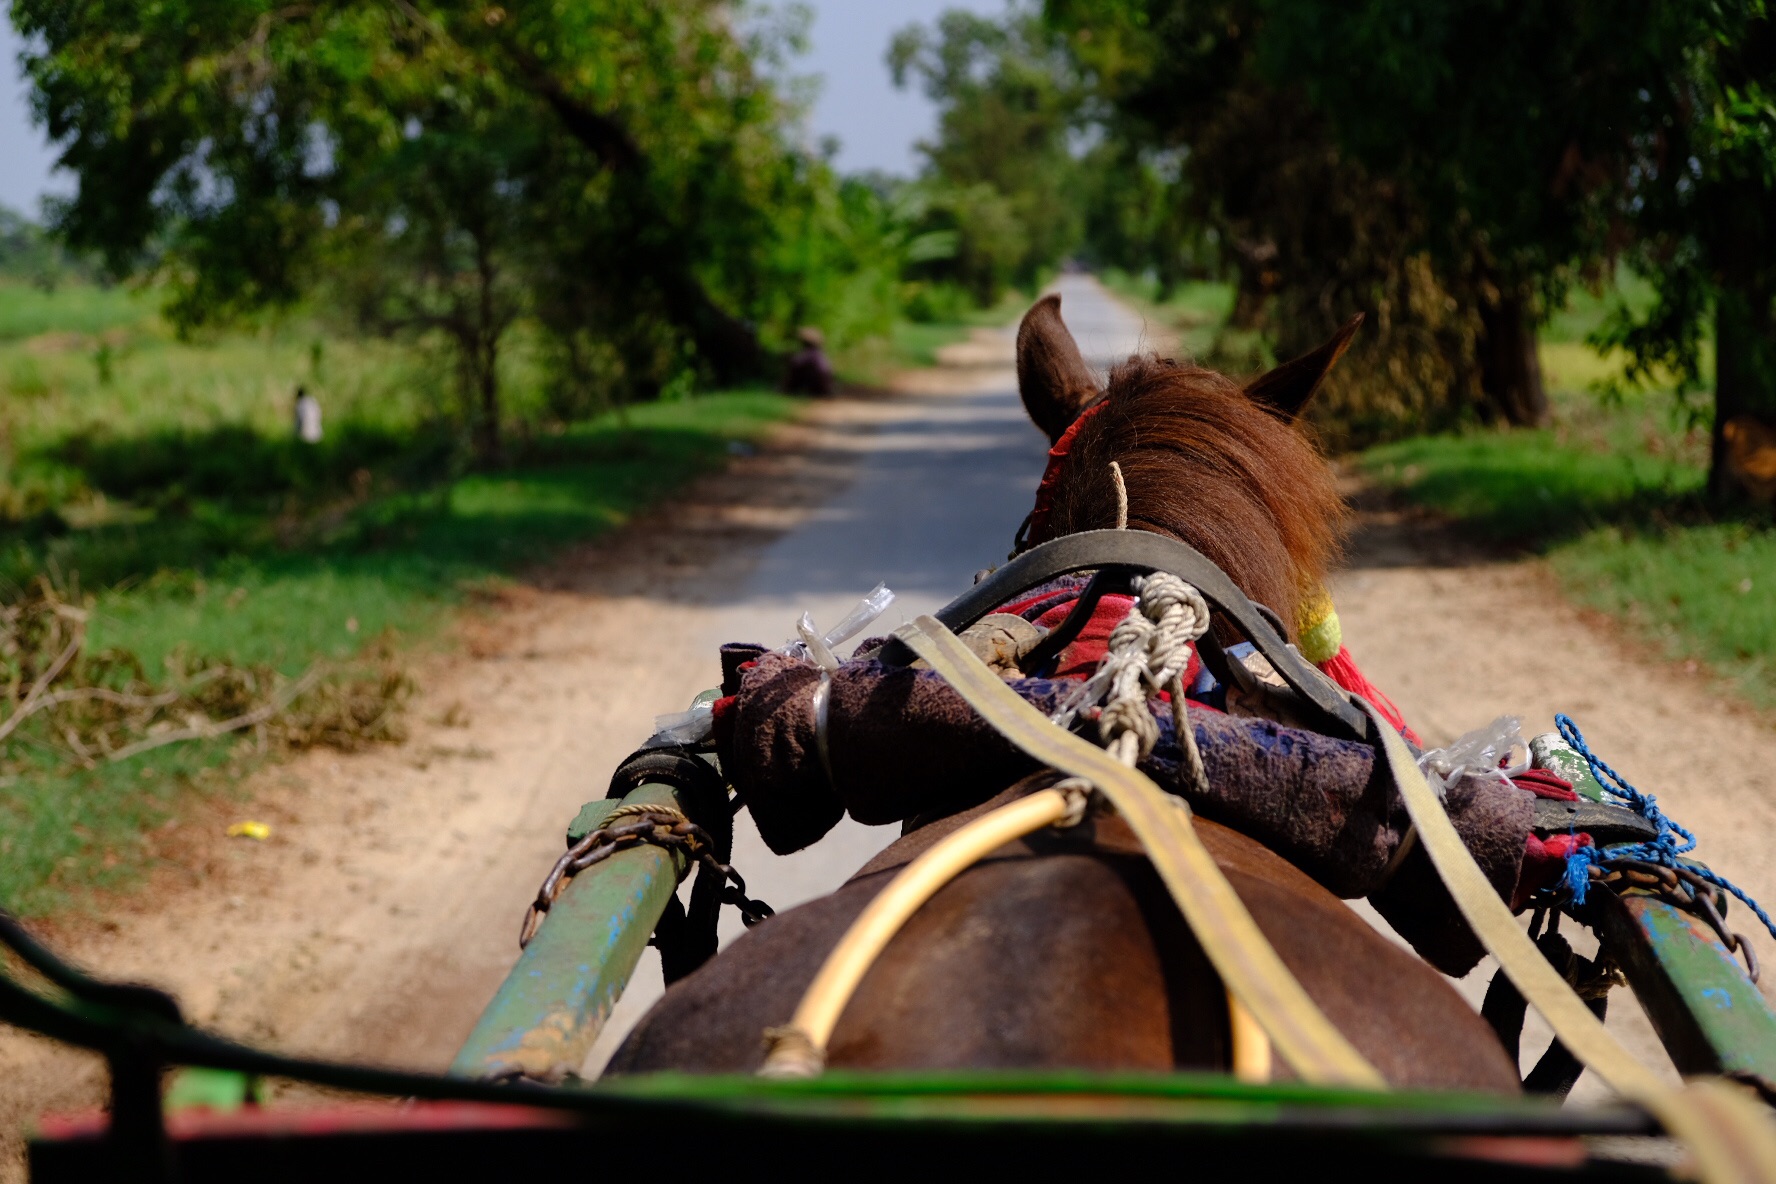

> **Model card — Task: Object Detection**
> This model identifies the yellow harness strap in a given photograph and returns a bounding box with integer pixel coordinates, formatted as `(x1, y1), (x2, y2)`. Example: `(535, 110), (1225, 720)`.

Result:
(1364, 698), (1776, 1182)
(885, 614), (1383, 1087)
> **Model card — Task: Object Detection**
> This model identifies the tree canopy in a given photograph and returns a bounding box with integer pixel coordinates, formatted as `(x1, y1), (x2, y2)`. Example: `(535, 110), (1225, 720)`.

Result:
(16, 0), (1774, 494)
(888, 4), (1086, 307)
(12, 0), (892, 459)
(1045, 0), (1776, 492)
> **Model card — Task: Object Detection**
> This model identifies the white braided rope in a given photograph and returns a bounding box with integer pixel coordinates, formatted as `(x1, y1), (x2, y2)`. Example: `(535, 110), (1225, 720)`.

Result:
(1053, 572), (1212, 793)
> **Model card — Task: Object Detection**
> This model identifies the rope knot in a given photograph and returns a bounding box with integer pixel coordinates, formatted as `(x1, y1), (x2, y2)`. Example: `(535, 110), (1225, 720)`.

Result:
(1065, 570), (1213, 792)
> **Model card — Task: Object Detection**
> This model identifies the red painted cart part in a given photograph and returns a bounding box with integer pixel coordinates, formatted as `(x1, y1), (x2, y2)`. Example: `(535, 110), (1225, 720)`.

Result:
(34, 1100), (579, 1142)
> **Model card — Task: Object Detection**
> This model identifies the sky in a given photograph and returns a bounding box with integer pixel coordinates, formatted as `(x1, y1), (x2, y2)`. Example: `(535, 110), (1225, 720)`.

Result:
(0, 2), (1006, 219)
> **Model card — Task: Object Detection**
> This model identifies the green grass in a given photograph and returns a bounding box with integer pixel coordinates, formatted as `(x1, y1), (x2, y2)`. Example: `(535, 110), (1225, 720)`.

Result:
(0, 279), (802, 915)
(1362, 386), (1707, 543)
(834, 287), (1028, 382)
(73, 394), (795, 669)
(1559, 523), (1776, 697)
(1361, 286), (1776, 709)
(0, 279), (151, 342)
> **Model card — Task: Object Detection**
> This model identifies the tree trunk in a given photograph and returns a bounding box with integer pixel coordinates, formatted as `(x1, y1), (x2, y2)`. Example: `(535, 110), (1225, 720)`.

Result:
(522, 72), (764, 388)
(1477, 288), (1550, 427)
(471, 237), (504, 466)
(1709, 278), (1776, 504)
(663, 268), (762, 386)
(475, 343), (501, 466)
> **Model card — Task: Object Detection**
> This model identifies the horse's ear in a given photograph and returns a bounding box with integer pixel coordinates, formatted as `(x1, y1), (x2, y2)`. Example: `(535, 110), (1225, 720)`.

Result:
(1017, 294), (1102, 443)
(1244, 313), (1364, 422)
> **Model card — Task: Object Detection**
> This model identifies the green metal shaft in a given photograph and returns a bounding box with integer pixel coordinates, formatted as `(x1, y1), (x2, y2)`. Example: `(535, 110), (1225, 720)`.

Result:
(451, 782), (688, 1083)
(1592, 887), (1776, 1092)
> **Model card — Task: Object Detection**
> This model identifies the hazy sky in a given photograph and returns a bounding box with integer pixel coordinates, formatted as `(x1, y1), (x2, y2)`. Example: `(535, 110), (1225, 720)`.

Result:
(0, 2), (1005, 218)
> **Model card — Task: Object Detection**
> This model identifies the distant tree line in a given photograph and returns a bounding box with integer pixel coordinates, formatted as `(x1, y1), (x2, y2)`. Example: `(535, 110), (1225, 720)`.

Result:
(0, 205), (100, 288)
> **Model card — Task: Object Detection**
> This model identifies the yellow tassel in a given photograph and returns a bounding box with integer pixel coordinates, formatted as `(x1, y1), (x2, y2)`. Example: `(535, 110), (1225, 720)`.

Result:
(1295, 586), (1342, 664)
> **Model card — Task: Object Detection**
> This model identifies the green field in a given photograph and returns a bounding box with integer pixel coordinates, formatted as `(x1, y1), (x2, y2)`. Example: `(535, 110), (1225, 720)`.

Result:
(0, 279), (800, 914)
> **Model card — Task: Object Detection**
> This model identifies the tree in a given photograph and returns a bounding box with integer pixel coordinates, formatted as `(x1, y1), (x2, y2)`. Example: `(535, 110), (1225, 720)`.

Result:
(1049, 0), (1774, 474)
(1255, 1), (1700, 429)
(1590, 2), (1776, 502)
(1046, 0), (1493, 442)
(303, 92), (538, 462)
(11, 1), (861, 461)
(1073, 142), (1209, 297)
(890, 4), (1087, 303)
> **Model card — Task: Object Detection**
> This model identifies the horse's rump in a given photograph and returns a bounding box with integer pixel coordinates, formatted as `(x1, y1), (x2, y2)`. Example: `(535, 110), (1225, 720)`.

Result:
(607, 783), (1519, 1093)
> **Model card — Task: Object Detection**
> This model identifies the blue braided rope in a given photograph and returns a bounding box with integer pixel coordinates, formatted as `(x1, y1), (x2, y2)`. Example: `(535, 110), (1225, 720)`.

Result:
(1555, 713), (1776, 943)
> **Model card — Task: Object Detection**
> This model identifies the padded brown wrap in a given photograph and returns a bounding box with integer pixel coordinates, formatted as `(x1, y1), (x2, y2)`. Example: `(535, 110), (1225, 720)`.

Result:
(720, 648), (1533, 975)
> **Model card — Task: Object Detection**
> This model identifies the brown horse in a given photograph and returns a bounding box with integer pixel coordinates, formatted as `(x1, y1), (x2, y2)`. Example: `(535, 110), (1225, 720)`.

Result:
(607, 296), (1519, 1090)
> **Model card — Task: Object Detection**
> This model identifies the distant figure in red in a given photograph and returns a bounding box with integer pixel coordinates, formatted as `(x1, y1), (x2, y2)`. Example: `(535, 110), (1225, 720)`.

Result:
(783, 327), (834, 397)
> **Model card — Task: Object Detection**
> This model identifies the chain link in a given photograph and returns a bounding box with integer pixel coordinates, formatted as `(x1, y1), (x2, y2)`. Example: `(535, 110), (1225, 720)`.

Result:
(1587, 857), (1759, 983)
(520, 806), (773, 948)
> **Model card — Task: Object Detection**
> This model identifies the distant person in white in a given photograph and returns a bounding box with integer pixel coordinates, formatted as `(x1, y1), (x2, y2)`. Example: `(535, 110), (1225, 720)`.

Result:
(294, 387), (323, 443)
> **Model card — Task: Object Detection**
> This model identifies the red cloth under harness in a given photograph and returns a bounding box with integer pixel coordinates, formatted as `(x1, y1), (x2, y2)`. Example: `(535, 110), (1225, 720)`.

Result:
(995, 588), (1202, 685)
(1022, 400), (1421, 743)
(995, 586), (1420, 748)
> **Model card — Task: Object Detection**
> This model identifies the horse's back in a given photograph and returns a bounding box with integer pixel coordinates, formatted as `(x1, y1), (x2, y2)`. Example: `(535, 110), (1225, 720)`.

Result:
(607, 793), (1519, 1092)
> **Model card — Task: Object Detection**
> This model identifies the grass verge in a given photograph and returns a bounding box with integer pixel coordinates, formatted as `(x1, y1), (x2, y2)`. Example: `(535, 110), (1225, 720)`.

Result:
(1360, 340), (1774, 709)
(3, 390), (796, 916)
(834, 288), (1030, 382)
(0, 276), (802, 915)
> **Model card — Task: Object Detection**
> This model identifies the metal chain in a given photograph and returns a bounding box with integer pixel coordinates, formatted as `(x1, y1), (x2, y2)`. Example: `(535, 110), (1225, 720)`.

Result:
(520, 805), (773, 948)
(1586, 857), (1758, 983)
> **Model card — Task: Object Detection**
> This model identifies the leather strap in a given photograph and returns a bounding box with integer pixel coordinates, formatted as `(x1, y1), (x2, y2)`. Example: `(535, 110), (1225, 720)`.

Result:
(882, 529), (1368, 740)
(893, 614), (1384, 1087)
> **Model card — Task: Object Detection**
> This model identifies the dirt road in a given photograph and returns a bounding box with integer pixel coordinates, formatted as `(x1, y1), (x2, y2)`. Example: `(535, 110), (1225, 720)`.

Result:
(7, 277), (1776, 1169)
(1337, 489), (1776, 1100)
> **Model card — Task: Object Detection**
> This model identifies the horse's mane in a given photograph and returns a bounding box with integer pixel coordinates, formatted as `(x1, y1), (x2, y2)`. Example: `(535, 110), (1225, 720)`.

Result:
(1038, 355), (1348, 637)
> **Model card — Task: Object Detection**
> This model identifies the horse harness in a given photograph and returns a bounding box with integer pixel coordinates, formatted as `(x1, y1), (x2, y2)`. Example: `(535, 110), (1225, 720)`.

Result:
(519, 528), (1776, 1180)
(779, 531), (1776, 1183)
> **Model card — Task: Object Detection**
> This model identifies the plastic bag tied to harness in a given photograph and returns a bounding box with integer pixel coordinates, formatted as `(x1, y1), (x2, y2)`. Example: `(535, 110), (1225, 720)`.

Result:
(650, 583), (896, 746)
(1417, 716), (1530, 798)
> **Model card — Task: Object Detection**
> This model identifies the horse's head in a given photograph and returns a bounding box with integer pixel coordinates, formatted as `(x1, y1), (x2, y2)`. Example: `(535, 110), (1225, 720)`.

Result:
(1015, 293), (1361, 639)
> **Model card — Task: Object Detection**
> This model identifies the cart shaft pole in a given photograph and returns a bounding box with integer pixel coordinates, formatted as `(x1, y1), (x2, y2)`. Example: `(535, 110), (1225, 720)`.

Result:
(450, 782), (687, 1083)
